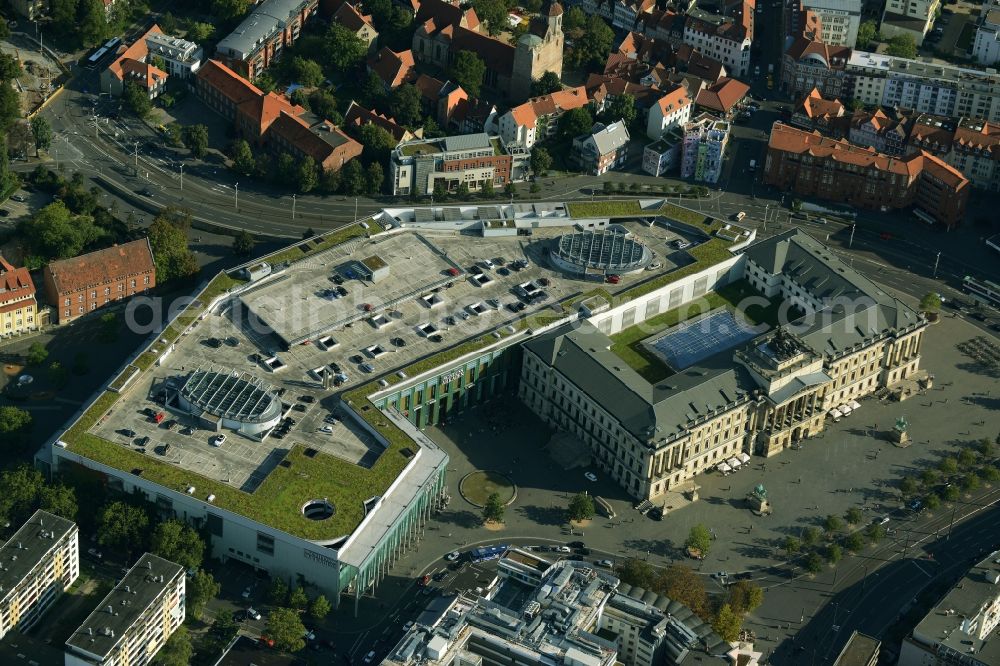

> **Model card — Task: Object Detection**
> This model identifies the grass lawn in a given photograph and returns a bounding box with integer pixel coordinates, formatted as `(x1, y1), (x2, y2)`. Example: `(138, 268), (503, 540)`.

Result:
(608, 280), (784, 382)
(459, 470), (516, 507)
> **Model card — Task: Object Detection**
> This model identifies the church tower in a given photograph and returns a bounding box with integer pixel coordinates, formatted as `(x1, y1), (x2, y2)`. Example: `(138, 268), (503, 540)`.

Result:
(510, 1), (565, 102)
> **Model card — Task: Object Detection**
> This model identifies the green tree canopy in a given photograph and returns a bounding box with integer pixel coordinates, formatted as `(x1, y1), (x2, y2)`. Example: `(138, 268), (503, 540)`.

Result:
(802, 526), (821, 547)
(289, 586), (309, 610)
(233, 230), (255, 256)
(845, 532), (865, 553)
(30, 117), (52, 157)
(19, 201), (104, 262)
(390, 84), (424, 127)
(366, 162), (384, 195)
(297, 157), (318, 193)
(823, 514), (844, 533)
(783, 536), (801, 557)
(685, 524), (711, 556)
(826, 543), (843, 563)
(657, 565), (708, 619)
(483, 492), (505, 523)
(0, 54), (22, 82)
(886, 34), (917, 58)
(268, 577), (289, 605)
(340, 159), (367, 195)
(602, 93), (636, 126)
(310, 594), (332, 621)
(0, 467), (74, 527)
(123, 82), (152, 119)
(0, 406), (32, 450)
(845, 507), (863, 525)
(182, 124), (210, 158)
(919, 292), (942, 313)
(450, 50), (486, 98)
(188, 570), (221, 619)
(473, 0), (509, 36)
(530, 147), (552, 175)
(231, 139), (256, 176)
(153, 625), (192, 666)
(26, 342), (48, 366)
(148, 207), (198, 282)
(266, 607), (307, 652)
(289, 56), (324, 87)
(805, 552), (823, 573)
(97, 501), (150, 556)
(939, 457), (959, 475)
(899, 476), (918, 496)
(186, 21), (216, 43)
(531, 71), (563, 96)
(212, 0), (251, 19)
(563, 6), (586, 31)
(557, 106), (593, 141)
(570, 16), (614, 70)
(712, 604), (742, 642)
(150, 519), (204, 571)
(326, 23), (368, 74)
(78, 0), (110, 48)
(357, 123), (397, 162)
(568, 492), (595, 521)
(857, 20), (877, 47)
(309, 90), (339, 121)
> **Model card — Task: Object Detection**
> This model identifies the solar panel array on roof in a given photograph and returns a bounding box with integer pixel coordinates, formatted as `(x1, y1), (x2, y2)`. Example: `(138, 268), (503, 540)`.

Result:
(414, 208), (436, 223)
(478, 206), (502, 220)
(443, 207), (463, 221)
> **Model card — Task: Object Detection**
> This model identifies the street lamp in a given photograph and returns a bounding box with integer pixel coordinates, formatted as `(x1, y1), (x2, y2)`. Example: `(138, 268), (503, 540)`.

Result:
(292, 193), (296, 219)
(179, 163), (183, 191)
(234, 182), (239, 210)
(932, 251), (941, 278)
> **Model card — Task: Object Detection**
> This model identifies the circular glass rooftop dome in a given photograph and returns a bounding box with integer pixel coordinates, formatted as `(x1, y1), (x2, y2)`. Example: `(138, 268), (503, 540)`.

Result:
(553, 227), (651, 275)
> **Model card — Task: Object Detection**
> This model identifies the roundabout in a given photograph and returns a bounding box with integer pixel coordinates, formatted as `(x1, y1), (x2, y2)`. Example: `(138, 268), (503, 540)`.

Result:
(458, 470), (517, 508)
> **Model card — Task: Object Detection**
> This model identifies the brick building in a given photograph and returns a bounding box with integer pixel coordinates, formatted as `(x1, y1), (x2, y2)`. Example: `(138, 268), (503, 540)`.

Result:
(43, 239), (156, 324)
(390, 133), (513, 195)
(763, 122), (969, 229)
(215, 0), (320, 81)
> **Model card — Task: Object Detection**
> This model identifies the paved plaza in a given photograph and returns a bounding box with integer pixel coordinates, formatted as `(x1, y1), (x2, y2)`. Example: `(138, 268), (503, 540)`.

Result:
(331, 301), (1000, 634)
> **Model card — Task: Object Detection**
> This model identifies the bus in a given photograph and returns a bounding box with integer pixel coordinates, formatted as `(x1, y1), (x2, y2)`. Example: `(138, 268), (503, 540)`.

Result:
(469, 545), (508, 563)
(85, 46), (109, 68)
(962, 275), (1000, 308)
(103, 37), (122, 51)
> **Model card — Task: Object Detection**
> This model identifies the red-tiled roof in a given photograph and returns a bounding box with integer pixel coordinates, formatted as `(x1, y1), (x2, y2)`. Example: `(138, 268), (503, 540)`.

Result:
(344, 101), (410, 143)
(0, 299), (35, 316)
(920, 151), (970, 188)
(694, 77), (748, 113)
(369, 48), (416, 88)
(655, 84), (691, 114)
(268, 113), (363, 166)
(107, 24), (162, 82)
(415, 0), (478, 30)
(198, 60), (263, 108)
(334, 2), (375, 32)
(0, 256), (35, 308)
(769, 122), (922, 178)
(121, 59), (168, 90)
(237, 91), (306, 135)
(45, 239), (155, 295)
(785, 34), (851, 66)
(798, 87), (843, 120)
(414, 74), (446, 103)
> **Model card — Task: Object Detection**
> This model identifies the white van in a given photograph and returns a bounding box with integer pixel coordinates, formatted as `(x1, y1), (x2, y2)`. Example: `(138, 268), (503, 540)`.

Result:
(748, 159), (757, 172)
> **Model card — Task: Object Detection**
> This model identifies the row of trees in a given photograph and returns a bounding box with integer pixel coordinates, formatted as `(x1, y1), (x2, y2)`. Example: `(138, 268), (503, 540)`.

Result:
(615, 559), (763, 642)
(856, 20), (918, 58)
(260, 579), (332, 652)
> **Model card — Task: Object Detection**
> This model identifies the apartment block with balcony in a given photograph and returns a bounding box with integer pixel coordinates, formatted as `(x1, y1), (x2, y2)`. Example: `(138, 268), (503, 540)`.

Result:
(973, 3), (1000, 65)
(881, 0), (939, 45)
(0, 510), (79, 640)
(65, 553), (185, 666)
(680, 113), (730, 183)
(800, 0), (861, 46)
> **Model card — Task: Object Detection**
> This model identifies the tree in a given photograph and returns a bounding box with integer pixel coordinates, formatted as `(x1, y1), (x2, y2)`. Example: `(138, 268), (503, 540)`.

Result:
(826, 543), (843, 563)
(274, 152), (297, 186)
(47, 361), (68, 387)
(570, 16), (614, 70)
(602, 93), (636, 126)
(268, 577), (289, 605)
(19, 201), (103, 261)
(457, 181), (470, 199)
(326, 23), (368, 74)
(504, 182), (517, 198)
(308, 90), (339, 121)
(310, 594), (332, 621)
(921, 468), (940, 487)
(712, 604), (742, 642)
(30, 117), (52, 157)
(182, 124), (210, 159)
(979, 438), (996, 459)
(845, 507), (863, 525)
(123, 82), (152, 119)
(531, 147), (553, 176)
(783, 536), (801, 557)
(154, 625), (192, 666)
(824, 514), (844, 533)
(568, 493), (595, 522)
(958, 448), (977, 468)
(267, 607), (307, 653)
(558, 106), (593, 141)
(658, 565), (708, 619)
(0, 406), (32, 450)
(845, 532), (865, 553)
(982, 467), (1000, 483)
(340, 159), (366, 195)
(188, 570), (221, 619)
(297, 157), (318, 193)
(856, 20), (877, 47)
(726, 580), (764, 615)
(919, 292), (942, 314)
(150, 520), (204, 571)
(564, 6), (586, 32)
(483, 492), (505, 524)
(186, 21), (216, 43)
(0, 54), (21, 82)
(887, 34), (917, 58)
(942, 484), (961, 501)
(97, 501), (149, 556)
(212, 0), (251, 19)
(0, 82), (16, 130)
(357, 123), (397, 162)
(531, 71), (563, 96)
(78, 0), (109, 48)
(148, 209), (199, 282)
(289, 56), (324, 87)
(802, 526), (820, 547)
(289, 586), (309, 610)
(366, 162), (384, 196)
(233, 230), (255, 256)
(865, 523), (885, 544)
(450, 50), (486, 98)
(805, 552), (823, 573)
(685, 524), (712, 557)
(361, 72), (387, 109)
(480, 179), (494, 198)
(615, 558), (656, 589)
(939, 457), (959, 475)
(390, 84), (424, 127)
(27, 342), (48, 366)
(231, 139), (255, 176)
(39, 483), (77, 521)
(925, 493), (941, 509)
(473, 0), (509, 36)
(900, 477), (918, 497)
